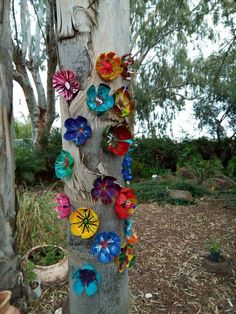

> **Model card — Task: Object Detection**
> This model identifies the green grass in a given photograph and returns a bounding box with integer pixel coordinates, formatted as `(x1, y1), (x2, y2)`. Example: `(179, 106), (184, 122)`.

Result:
(131, 179), (208, 203)
(16, 184), (67, 255)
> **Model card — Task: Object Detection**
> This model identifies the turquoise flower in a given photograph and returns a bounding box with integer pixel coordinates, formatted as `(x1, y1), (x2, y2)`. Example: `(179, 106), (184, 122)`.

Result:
(55, 150), (74, 179)
(72, 264), (101, 297)
(86, 84), (114, 113)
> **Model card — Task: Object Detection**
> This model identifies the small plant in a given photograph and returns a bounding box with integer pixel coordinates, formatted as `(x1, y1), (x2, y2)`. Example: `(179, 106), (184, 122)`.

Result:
(26, 261), (38, 289)
(29, 246), (65, 266)
(207, 240), (221, 262)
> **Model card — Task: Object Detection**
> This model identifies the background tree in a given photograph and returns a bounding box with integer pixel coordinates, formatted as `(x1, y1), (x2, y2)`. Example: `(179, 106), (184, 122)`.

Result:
(0, 0), (24, 307)
(11, 0), (57, 147)
(55, 0), (130, 313)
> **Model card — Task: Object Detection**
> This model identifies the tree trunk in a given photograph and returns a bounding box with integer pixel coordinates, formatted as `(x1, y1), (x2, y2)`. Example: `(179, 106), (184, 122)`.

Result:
(55, 1), (130, 313)
(0, 0), (24, 307)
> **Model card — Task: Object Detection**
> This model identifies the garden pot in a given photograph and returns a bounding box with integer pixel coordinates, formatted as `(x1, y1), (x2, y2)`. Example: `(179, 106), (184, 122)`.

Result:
(203, 255), (231, 273)
(0, 291), (20, 314)
(25, 245), (68, 286)
(209, 251), (220, 262)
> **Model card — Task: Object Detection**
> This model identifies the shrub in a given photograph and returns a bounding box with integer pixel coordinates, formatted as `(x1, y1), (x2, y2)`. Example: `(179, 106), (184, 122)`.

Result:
(169, 180), (208, 197)
(227, 156), (236, 179)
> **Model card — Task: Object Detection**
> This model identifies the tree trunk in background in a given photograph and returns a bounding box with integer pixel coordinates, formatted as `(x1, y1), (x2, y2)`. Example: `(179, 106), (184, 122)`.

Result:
(55, 1), (130, 313)
(0, 0), (24, 307)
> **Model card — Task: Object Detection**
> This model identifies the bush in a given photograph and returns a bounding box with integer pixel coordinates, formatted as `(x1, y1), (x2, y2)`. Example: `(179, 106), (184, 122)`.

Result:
(169, 180), (208, 197)
(227, 156), (236, 179)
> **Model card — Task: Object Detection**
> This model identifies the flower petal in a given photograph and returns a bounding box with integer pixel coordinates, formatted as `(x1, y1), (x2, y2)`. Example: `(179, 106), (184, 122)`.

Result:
(98, 249), (112, 264)
(87, 85), (97, 100)
(73, 279), (84, 295)
(64, 118), (77, 129)
(108, 243), (121, 257)
(97, 84), (111, 98)
(85, 281), (98, 296)
(64, 130), (77, 141)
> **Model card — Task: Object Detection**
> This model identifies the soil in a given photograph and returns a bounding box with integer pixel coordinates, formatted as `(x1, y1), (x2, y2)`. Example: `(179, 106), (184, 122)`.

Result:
(28, 196), (236, 314)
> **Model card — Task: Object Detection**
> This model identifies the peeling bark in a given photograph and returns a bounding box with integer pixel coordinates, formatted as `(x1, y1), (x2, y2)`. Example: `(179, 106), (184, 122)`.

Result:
(56, 1), (130, 313)
(0, 0), (25, 307)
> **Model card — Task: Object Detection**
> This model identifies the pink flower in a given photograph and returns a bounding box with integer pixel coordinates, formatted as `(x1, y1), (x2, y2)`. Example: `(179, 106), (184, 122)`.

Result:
(54, 193), (71, 219)
(52, 70), (80, 100)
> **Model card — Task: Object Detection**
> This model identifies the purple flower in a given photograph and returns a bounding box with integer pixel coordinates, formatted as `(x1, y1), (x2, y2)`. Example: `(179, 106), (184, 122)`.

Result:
(52, 70), (80, 100)
(91, 176), (120, 204)
(91, 232), (121, 264)
(64, 116), (92, 146)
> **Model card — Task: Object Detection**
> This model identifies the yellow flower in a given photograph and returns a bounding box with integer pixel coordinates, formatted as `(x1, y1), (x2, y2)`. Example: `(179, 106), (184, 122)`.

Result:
(114, 87), (134, 117)
(70, 208), (99, 239)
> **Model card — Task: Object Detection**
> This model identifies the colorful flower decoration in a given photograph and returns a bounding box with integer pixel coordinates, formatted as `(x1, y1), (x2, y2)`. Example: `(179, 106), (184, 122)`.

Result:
(122, 154), (132, 183)
(124, 219), (138, 244)
(52, 70), (80, 100)
(102, 125), (133, 156)
(114, 87), (134, 117)
(72, 264), (101, 297)
(91, 176), (120, 205)
(69, 208), (99, 239)
(54, 193), (71, 219)
(115, 188), (137, 219)
(91, 232), (121, 264)
(121, 53), (136, 81)
(55, 150), (74, 179)
(64, 116), (92, 146)
(114, 243), (136, 272)
(86, 84), (114, 114)
(96, 52), (123, 81)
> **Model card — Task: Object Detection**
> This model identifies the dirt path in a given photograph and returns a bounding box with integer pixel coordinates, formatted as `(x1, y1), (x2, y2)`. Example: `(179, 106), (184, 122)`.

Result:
(129, 197), (236, 314)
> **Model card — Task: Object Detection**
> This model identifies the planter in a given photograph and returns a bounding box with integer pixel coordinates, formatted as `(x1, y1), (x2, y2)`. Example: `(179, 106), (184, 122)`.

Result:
(29, 280), (42, 300)
(203, 255), (231, 274)
(25, 245), (68, 286)
(0, 291), (20, 314)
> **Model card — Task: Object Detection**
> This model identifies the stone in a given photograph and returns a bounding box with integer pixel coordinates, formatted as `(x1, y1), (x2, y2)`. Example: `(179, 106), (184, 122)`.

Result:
(167, 189), (193, 202)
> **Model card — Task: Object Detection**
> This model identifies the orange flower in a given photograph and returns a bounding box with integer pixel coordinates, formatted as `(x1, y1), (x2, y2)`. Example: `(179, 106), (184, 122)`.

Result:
(96, 52), (123, 81)
(114, 87), (134, 117)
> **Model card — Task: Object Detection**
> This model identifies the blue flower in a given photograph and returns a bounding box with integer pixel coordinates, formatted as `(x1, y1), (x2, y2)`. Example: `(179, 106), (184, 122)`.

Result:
(55, 150), (74, 179)
(122, 155), (132, 182)
(64, 116), (92, 146)
(72, 264), (101, 297)
(91, 232), (121, 264)
(86, 84), (114, 113)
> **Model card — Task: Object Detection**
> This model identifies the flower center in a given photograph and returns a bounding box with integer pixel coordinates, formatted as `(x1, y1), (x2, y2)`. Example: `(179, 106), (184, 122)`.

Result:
(79, 269), (96, 285)
(83, 218), (88, 225)
(64, 156), (69, 168)
(78, 128), (84, 133)
(101, 61), (113, 73)
(101, 241), (108, 248)
(94, 96), (104, 106)
(65, 81), (71, 89)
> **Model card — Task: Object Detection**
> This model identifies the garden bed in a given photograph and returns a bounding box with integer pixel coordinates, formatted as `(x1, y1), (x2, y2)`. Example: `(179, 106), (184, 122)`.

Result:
(28, 196), (236, 313)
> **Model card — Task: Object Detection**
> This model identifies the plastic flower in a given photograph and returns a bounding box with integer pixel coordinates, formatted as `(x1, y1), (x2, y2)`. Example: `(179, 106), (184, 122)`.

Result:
(64, 116), (92, 146)
(70, 208), (99, 239)
(126, 233), (138, 245)
(55, 150), (74, 179)
(91, 176), (120, 204)
(121, 53), (136, 81)
(86, 84), (114, 113)
(124, 219), (138, 244)
(72, 264), (101, 297)
(96, 52), (123, 81)
(102, 125), (133, 156)
(91, 232), (121, 264)
(114, 87), (134, 117)
(122, 155), (132, 183)
(54, 193), (71, 219)
(115, 188), (137, 219)
(52, 70), (80, 100)
(114, 243), (136, 272)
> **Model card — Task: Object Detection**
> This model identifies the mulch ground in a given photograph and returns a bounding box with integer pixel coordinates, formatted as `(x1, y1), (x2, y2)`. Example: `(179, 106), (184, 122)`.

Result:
(29, 196), (236, 314)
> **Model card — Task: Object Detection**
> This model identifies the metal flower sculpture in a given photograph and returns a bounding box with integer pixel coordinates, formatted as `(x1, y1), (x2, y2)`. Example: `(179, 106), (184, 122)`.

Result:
(55, 150), (74, 179)
(96, 52), (123, 81)
(72, 264), (101, 297)
(64, 116), (92, 146)
(70, 208), (99, 239)
(91, 232), (121, 264)
(52, 70), (80, 100)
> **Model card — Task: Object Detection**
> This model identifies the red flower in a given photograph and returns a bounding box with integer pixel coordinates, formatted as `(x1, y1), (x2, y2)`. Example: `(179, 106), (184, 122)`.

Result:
(96, 52), (123, 81)
(115, 188), (137, 219)
(102, 125), (133, 156)
(52, 70), (80, 100)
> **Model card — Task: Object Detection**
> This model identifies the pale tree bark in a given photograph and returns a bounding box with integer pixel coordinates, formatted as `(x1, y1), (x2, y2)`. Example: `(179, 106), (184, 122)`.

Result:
(0, 0), (25, 308)
(12, 0), (57, 148)
(55, 1), (130, 313)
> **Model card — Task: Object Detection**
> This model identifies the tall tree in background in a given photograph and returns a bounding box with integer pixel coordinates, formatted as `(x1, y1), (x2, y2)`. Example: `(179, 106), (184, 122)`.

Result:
(11, 0), (57, 147)
(0, 0), (24, 307)
(55, 1), (130, 313)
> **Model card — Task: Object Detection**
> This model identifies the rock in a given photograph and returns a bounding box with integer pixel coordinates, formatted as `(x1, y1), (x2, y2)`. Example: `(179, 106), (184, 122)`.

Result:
(177, 167), (196, 180)
(203, 174), (236, 191)
(167, 189), (193, 202)
(145, 293), (153, 299)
